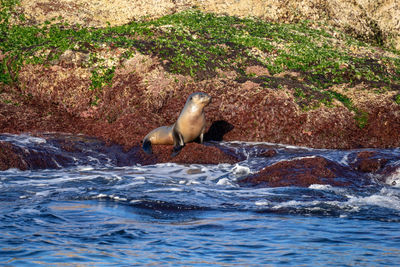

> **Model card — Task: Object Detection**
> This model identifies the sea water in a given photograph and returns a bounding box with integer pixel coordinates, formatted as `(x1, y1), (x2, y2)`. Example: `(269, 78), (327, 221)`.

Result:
(0, 134), (399, 266)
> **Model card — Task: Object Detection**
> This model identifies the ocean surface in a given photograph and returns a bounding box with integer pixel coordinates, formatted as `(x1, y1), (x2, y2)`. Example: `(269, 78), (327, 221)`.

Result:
(1, 133), (400, 266)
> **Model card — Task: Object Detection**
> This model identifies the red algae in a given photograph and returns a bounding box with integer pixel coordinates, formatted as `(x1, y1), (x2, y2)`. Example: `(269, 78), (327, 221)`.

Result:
(141, 142), (239, 165)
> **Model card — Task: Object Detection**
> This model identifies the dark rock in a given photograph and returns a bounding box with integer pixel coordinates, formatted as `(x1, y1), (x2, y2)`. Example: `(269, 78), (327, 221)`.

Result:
(0, 141), (28, 170)
(239, 156), (367, 188)
(351, 151), (388, 173)
(0, 134), (239, 170)
(259, 149), (277, 157)
(0, 140), (72, 170)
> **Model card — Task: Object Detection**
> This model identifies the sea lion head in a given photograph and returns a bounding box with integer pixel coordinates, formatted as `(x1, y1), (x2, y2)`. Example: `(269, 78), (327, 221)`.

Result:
(186, 92), (212, 109)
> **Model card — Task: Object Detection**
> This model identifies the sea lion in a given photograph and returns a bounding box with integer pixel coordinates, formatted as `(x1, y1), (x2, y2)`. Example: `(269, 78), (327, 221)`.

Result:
(142, 92), (212, 157)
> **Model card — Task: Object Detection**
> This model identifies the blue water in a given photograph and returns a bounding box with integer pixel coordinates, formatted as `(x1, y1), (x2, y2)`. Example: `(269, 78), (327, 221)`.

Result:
(1, 134), (400, 266)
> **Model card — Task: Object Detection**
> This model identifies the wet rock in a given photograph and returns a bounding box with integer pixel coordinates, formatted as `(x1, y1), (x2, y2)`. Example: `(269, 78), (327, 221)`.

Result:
(239, 156), (366, 188)
(259, 149), (277, 158)
(0, 141), (69, 170)
(356, 151), (400, 186)
(351, 151), (388, 173)
(378, 165), (400, 186)
(0, 133), (239, 171)
(0, 142), (28, 170)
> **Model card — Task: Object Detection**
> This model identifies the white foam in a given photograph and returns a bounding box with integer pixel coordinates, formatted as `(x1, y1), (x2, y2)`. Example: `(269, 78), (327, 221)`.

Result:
(255, 200), (270, 206)
(113, 180), (146, 189)
(272, 200), (304, 209)
(169, 187), (183, 192)
(222, 141), (316, 151)
(51, 158), (62, 168)
(145, 187), (183, 193)
(186, 180), (201, 185)
(111, 195), (127, 201)
(0, 133), (47, 145)
(216, 178), (234, 186)
(35, 190), (51, 197)
(309, 184), (333, 190)
(339, 153), (350, 166)
(0, 168), (22, 174)
(384, 167), (400, 187)
(87, 156), (101, 164)
(77, 166), (95, 171)
(345, 188), (400, 211)
(347, 195), (399, 210)
(290, 155), (317, 161)
(231, 164), (251, 176)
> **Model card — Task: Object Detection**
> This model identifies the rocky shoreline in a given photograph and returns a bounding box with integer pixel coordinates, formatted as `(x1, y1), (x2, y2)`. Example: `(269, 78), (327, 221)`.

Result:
(1, 1), (400, 187)
(1, 132), (399, 188)
(2, 51), (399, 150)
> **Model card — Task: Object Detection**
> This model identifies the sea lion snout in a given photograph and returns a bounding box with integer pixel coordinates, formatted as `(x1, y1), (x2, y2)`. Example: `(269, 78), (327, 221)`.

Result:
(190, 92), (212, 106)
(203, 93), (212, 104)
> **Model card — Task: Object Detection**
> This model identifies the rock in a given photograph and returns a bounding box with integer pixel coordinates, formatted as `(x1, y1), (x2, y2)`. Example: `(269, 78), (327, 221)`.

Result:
(239, 156), (367, 187)
(136, 142), (240, 165)
(0, 142), (28, 170)
(197, 0), (400, 49)
(0, 140), (71, 170)
(377, 164), (400, 186)
(2, 3), (400, 150)
(350, 150), (400, 186)
(4, 57), (400, 149)
(19, 0), (185, 27)
(259, 149), (277, 158)
(351, 151), (388, 173)
(0, 135), (239, 171)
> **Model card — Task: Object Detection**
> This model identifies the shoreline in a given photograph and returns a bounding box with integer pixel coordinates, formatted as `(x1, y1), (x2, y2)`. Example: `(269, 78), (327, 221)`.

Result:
(1, 8), (400, 154)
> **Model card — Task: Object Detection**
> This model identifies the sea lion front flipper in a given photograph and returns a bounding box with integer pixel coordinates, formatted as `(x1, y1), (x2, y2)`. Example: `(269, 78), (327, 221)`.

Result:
(199, 132), (204, 144)
(171, 129), (185, 157)
(142, 139), (153, 155)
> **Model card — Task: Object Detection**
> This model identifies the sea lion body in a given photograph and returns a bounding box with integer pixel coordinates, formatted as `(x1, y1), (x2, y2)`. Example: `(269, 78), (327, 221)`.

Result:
(144, 125), (174, 145)
(142, 92), (211, 156)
